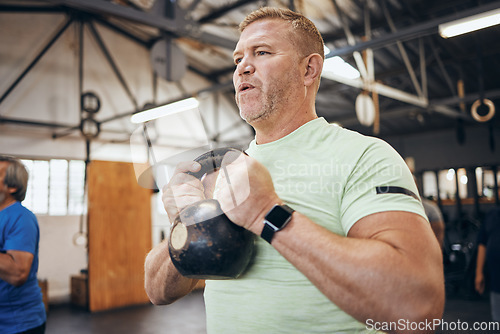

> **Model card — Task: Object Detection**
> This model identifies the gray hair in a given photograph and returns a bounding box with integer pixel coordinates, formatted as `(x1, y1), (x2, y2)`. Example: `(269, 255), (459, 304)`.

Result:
(0, 155), (29, 201)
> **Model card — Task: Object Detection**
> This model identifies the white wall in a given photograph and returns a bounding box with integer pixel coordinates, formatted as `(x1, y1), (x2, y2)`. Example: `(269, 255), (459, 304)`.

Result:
(37, 215), (87, 304)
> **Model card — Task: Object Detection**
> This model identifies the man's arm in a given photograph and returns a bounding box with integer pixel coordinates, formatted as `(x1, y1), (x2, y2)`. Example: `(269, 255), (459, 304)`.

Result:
(144, 240), (199, 305)
(0, 250), (34, 286)
(217, 153), (444, 331)
(269, 210), (444, 328)
(144, 160), (208, 305)
(475, 243), (487, 295)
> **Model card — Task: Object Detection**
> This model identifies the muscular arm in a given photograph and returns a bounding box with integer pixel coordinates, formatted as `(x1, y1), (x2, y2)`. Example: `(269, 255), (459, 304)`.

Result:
(144, 161), (209, 305)
(268, 210), (444, 329)
(144, 240), (199, 305)
(218, 154), (444, 332)
(0, 250), (34, 286)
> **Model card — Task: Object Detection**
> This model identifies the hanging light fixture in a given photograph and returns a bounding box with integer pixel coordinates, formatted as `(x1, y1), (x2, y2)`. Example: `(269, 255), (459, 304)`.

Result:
(130, 97), (199, 124)
(439, 8), (500, 38)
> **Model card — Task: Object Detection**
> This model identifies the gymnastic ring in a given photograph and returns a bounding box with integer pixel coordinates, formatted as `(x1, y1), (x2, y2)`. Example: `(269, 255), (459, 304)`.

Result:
(72, 231), (88, 247)
(471, 98), (495, 122)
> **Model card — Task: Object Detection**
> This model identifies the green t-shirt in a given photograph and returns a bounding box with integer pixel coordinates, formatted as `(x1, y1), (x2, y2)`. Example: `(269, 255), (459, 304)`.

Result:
(204, 117), (426, 333)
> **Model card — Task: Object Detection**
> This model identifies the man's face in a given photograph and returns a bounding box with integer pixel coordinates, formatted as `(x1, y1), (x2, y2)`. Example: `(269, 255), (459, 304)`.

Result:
(233, 19), (303, 124)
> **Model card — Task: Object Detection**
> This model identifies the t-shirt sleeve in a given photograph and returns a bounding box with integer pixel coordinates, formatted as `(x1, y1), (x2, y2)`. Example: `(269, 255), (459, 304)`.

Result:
(3, 212), (38, 255)
(476, 209), (499, 246)
(340, 139), (427, 234)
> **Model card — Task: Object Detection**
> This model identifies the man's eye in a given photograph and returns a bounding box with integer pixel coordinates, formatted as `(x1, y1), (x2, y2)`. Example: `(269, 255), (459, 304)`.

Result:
(234, 58), (242, 65)
(257, 51), (268, 56)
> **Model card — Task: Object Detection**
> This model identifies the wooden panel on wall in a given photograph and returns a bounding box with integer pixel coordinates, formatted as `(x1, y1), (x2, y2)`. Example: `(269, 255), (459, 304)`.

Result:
(87, 160), (152, 312)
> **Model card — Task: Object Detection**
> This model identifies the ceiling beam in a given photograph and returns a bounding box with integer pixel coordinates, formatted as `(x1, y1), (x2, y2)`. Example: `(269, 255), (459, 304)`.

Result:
(320, 72), (476, 120)
(0, 116), (74, 128)
(320, 72), (428, 107)
(0, 4), (65, 13)
(197, 0), (256, 24)
(326, 1), (500, 57)
(433, 88), (500, 106)
(0, 17), (74, 110)
(43, 0), (237, 49)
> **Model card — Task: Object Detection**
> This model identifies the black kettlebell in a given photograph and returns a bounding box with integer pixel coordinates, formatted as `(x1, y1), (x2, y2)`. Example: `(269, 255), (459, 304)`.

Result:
(168, 148), (255, 279)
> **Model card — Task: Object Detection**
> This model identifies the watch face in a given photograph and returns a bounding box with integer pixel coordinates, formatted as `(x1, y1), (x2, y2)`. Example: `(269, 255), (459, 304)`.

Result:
(266, 205), (292, 228)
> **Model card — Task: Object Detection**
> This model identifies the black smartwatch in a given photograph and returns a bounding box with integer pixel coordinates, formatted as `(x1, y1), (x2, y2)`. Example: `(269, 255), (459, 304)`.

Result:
(261, 204), (295, 244)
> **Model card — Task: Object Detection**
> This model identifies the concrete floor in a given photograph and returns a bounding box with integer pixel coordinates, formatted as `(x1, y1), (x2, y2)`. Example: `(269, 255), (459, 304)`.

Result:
(45, 290), (497, 334)
(438, 296), (494, 334)
(46, 290), (206, 334)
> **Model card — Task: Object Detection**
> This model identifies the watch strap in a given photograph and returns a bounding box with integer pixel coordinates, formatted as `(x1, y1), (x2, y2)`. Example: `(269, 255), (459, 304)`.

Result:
(261, 223), (277, 244)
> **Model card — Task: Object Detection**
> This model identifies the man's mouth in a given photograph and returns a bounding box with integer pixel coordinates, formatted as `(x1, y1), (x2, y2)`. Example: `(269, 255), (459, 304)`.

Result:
(238, 83), (255, 93)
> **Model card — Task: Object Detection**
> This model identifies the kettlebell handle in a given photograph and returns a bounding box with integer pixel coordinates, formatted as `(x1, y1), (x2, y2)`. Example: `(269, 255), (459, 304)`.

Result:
(187, 147), (245, 180)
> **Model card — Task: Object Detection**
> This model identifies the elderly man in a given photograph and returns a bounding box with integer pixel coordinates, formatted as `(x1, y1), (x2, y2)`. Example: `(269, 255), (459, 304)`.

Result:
(145, 7), (444, 333)
(0, 155), (46, 334)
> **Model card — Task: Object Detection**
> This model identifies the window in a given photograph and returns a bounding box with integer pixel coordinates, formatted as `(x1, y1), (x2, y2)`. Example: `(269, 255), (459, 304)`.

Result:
(68, 160), (86, 215)
(422, 171), (438, 200)
(436, 168), (468, 200)
(438, 168), (456, 200)
(478, 167), (500, 199)
(457, 168), (468, 199)
(22, 159), (86, 216)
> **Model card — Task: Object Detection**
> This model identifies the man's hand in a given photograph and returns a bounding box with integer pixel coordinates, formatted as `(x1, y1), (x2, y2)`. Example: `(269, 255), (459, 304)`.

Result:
(162, 161), (205, 223)
(215, 152), (281, 235)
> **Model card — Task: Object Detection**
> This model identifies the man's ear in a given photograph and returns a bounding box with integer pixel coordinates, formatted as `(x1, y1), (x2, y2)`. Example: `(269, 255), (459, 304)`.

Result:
(7, 186), (17, 195)
(303, 53), (323, 87)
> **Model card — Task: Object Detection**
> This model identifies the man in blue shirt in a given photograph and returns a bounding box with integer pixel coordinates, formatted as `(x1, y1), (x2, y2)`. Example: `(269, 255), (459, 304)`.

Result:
(0, 155), (46, 334)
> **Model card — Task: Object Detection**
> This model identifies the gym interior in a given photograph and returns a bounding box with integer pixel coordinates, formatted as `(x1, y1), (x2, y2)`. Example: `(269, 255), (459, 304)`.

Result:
(1, 0), (499, 333)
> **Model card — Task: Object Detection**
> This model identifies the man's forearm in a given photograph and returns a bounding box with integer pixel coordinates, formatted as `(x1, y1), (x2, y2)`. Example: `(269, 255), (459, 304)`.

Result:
(270, 211), (444, 331)
(0, 252), (30, 286)
(0, 252), (16, 282)
(144, 239), (199, 305)
(476, 244), (486, 276)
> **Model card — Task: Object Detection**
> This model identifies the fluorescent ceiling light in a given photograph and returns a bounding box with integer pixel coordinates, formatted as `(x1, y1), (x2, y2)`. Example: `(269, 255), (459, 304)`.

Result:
(131, 97), (199, 123)
(439, 8), (500, 38)
(322, 56), (361, 80)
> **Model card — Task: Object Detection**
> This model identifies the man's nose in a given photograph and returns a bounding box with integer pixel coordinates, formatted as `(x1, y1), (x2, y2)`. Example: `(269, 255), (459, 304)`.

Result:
(236, 57), (255, 75)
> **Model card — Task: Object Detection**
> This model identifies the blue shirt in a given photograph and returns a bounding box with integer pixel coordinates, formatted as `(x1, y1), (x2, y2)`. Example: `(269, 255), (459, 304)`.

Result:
(0, 202), (46, 334)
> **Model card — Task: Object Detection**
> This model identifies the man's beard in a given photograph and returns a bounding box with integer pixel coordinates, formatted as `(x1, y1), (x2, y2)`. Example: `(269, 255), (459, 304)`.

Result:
(238, 82), (288, 124)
